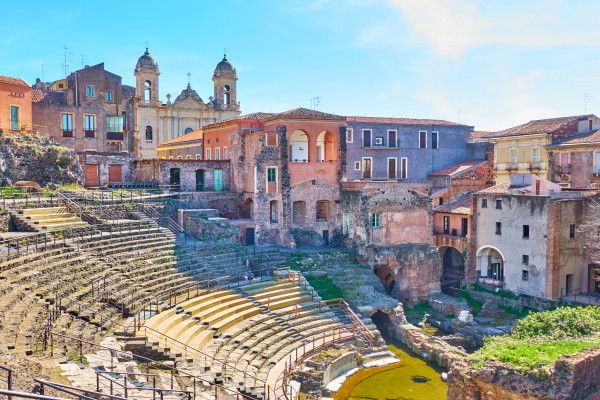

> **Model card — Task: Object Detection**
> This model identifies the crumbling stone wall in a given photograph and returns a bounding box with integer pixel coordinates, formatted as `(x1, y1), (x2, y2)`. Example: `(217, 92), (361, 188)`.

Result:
(448, 349), (600, 400)
(0, 134), (81, 186)
(365, 244), (442, 302)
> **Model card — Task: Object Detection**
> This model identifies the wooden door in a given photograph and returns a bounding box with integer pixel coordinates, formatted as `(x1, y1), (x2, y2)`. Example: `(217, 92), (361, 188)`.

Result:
(108, 164), (123, 184)
(85, 164), (100, 187)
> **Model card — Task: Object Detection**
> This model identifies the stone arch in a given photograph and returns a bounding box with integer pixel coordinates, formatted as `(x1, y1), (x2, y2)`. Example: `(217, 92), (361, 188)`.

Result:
(374, 264), (396, 295)
(476, 246), (505, 283)
(439, 246), (465, 294)
(316, 131), (335, 162)
(289, 130), (309, 162)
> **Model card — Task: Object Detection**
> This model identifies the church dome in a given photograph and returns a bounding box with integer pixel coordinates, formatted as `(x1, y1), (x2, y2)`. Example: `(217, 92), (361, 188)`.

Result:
(213, 55), (236, 78)
(135, 48), (159, 73)
(174, 83), (203, 103)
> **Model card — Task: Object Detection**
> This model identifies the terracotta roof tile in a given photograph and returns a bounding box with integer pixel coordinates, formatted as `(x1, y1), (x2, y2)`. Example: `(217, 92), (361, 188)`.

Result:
(0, 75), (29, 87)
(470, 130), (496, 141)
(429, 160), (486, 177)
(434, 192), (472, 215)
(550, 129), (600, 147)
(240, 112), (275, 120)
(477, 181), (512, 195)
(158, 130), (203, 147)
(264, 108), (345, 122)
(346, 116), (468, 126)
(489, 115), (594, 138)
(31, 89), (66, 104)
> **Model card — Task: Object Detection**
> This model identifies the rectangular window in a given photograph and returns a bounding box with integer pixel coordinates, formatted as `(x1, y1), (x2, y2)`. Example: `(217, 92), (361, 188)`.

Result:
(84, 115), (95, 138)
(354, 161), (361, 171)
(346, 128), (353, 143)
(388, 130), (397, 148)
(362, 157), (372, 179)
(205, 148), (211, 160)
(362, 129), (372, 147)
(400, 157), (408, 179)
(594, 152), (600, 174)
(569, 224), (576, 239)
(495, 222), (502, 235)
(9, 105), (19, 131)
(461, 218), (468, 237)
(215, 148), (221, 160)
(106, 116), (124, 133)
(419, 131), (427, 149)
(388, 158), (397, 179)
(532, 148), (541, 162)
(270, 201), (278, 223)
(523, 224), (530, 239)
(443, 216), (450, 234)
(85, 85), (95, 97)
(105, 90), (113, 102)
(371, 213), (381, 229)
(61, 113), (73, 137)
(266, 166), (278, 193)
(496, 199), (502, 209)
(522, 254), (529, 265)
(510, 148), (518, 163)
(560, 152), (570, 167)
(223, 147), (228, 159)
(481, 198), (488, 208)
(432, 131), (439, 149)
(522, 270), (529, 281)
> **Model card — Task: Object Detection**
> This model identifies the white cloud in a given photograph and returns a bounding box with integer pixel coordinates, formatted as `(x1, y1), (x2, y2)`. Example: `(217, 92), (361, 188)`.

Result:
(373, 0), (600, 58)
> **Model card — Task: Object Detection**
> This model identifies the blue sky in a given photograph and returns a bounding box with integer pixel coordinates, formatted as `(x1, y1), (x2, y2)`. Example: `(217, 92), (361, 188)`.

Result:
(1, 0), (600, 130)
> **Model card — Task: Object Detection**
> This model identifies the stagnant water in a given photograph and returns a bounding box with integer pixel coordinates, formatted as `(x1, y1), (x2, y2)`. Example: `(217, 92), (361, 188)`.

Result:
(334, 313), (447, 400)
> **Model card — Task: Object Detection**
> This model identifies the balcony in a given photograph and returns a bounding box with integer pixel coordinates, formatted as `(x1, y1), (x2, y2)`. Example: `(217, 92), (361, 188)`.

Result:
(433, 230), (469, 252)
(107, 132), (124, 141)
(84, 130), (95, 139)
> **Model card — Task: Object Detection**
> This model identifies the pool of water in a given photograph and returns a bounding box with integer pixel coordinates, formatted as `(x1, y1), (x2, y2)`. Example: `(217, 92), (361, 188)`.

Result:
(334, 344), (447, 400)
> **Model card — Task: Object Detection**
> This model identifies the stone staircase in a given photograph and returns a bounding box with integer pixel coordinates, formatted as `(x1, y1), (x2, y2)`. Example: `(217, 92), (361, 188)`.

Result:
(13, 206), (88, 231)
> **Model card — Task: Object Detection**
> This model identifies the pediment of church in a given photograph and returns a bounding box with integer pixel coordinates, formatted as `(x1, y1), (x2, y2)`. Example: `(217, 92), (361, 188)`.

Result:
(172, 97), (209, 110)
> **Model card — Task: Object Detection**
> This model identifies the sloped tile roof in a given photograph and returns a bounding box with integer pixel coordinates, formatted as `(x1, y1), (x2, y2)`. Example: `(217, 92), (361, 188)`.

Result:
(0, 75), (30, 87)
(347, 116), (467, 127)
(470, 130), (496, 141)
(264, 107), (345, 122)
(240, 112), (276, 120)
(31, 89), (66, 104)
(158, 130), (203, 147)
(550, 129), (600, 147)
(434, 192), (472, 215)
(489, 115), (594, 138)
(477, 181), (512, 195)
(429, 160), (486, 177)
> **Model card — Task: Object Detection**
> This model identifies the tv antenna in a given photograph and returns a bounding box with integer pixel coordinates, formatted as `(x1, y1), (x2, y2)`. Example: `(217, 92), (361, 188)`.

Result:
(310, 96), (320, 110)
(584, 92), (593, 113)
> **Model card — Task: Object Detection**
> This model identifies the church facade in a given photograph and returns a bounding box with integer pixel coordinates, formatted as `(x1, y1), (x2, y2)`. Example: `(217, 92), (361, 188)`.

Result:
(132, 49), (241, 159)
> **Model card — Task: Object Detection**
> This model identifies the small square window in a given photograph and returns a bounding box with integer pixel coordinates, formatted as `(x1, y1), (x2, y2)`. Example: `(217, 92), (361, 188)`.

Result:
(85, 85), (95, 97)
(569, 224), (576, 239)
(522, 255), (529, 265)
(354, 161), (361, 171)
(481, 198), (488, 208)
(346, 128), (353, 143)
(523, 225), (529, 239)
(496, 199), (502, 209)
(522, 270), (529, 281)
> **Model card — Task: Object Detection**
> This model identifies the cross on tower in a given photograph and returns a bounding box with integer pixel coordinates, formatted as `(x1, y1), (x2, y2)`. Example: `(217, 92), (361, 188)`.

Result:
(144, 40), (149, 52)
(187, 72), (191, 85)
(223, 48), (227, 58)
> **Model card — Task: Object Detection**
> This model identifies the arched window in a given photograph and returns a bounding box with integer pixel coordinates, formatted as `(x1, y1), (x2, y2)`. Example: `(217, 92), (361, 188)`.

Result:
(144, 80), (152, 103)
(223, 85), (231, 106)
(316, 131), (335, 162)
(184, 127), (193, 134)
(145, 126), (153, 141)
(289, 130), (309, 162)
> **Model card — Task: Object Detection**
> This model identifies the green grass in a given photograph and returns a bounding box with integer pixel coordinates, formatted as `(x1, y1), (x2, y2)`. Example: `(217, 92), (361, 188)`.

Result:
(471, 283), (520, 300)
(404, 301), (431, 325)
(472, 307), (600, 373)
(456, 290), (484, 315)
(304, 274), (344, 300)
(0, 186), (30, 198)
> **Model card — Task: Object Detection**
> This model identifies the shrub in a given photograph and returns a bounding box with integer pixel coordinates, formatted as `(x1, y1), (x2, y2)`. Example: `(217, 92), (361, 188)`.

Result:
(512, 306), (600, 340)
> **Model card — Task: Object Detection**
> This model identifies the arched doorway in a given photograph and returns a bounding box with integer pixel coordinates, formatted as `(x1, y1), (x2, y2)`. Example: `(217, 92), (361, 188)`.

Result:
(476, 246), (505, 285)
(316, 131), (335, 162)
(374, 264), (396, 295)
(289, 130), (309, 162)
(440, 247), (465, 294)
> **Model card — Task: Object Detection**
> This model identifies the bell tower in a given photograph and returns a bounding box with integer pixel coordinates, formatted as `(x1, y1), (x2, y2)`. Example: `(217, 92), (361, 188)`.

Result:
(212, 55), (238, 111)
(134, 48), (160, 107)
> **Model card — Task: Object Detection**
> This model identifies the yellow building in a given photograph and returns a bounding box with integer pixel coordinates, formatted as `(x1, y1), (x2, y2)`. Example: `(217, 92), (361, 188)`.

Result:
(48, 78), (67, 92)
(487, 115), (599, 183)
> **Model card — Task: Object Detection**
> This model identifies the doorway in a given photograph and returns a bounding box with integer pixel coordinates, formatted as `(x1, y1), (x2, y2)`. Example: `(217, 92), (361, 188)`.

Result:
(195, 169), (205, 191)
(245, 227), (255, 246)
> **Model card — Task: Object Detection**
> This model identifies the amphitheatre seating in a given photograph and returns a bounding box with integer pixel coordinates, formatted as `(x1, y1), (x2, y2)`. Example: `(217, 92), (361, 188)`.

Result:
(138, 277), (349, 395)
(14, 207), (88, 231)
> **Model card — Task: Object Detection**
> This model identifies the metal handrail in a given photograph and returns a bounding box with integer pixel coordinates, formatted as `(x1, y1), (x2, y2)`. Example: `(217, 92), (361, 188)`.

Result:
(34, 379), (126, 400)
(94, 372), (192, 400)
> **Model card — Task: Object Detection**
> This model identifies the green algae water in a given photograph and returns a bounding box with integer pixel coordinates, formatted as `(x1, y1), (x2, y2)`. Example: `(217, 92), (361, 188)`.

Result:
(334, 345), (447, 400)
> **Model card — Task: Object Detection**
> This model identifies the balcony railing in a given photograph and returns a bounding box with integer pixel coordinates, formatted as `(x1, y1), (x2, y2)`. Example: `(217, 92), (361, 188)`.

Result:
(84, 130), (95, 138)
(107, 131), (124, 141)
